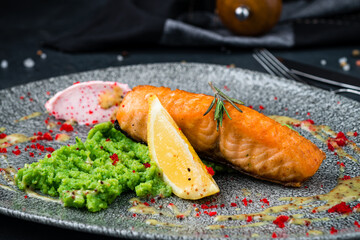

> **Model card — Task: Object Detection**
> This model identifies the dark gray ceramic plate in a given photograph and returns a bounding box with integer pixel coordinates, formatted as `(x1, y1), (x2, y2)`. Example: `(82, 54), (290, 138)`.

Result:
(0, 63), (360, 239)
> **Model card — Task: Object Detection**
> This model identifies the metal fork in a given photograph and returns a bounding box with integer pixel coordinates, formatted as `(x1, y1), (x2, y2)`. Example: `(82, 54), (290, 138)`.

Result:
(252, 49), (360, 96)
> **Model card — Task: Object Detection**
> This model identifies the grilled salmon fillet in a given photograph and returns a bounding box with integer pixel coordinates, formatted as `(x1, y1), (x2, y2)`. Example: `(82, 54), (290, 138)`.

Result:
(116, 85), (326, 187)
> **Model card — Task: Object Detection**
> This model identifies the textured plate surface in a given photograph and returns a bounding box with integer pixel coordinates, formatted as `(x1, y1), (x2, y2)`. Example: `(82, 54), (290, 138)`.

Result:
(0, 63), (360, 239)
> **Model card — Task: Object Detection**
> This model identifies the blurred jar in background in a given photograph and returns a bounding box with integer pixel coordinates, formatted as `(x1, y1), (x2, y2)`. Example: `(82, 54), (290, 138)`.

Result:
(216, 0), (282, 36)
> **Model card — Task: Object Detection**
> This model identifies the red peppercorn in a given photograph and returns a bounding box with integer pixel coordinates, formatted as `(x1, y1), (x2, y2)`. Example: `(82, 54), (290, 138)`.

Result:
(327, 142), (335, 151)
(330, 227), (338, 234)
(230, 203), (237, 207)
(341, 175), (351, 180)
(273, 215), (289, 228)
(355, 221), (360, 228)
(12, 149), (21, 155)
(45, 147), (55, 153)
(304, 119), (314, 124)
(246, 216), (253, 222)
(353, 203), (360, 212)
(0, 133), (7, 139)
(110, 153), (119, 165)
(328, 202), (352, 214)
(42, 132), (53, 141)
(60, 123), (74, 132)
(272, 232), (277, 238)
(208, 212), (217, 216)
(259, 105), (265, 110)
(260, 198), (270, 206)
(201, 204), (209, 209)
(0, 148), (7, 153)
(143, 163), (151, 168)
(206, 166), (215, 176)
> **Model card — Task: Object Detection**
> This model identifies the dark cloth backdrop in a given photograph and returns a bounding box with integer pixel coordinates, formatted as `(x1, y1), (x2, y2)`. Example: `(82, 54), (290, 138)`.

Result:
(44, 0), (360, 52)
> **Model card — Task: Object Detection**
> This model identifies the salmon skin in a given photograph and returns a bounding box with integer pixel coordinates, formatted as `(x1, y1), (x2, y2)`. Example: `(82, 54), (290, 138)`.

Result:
(116, 85), (326, 187)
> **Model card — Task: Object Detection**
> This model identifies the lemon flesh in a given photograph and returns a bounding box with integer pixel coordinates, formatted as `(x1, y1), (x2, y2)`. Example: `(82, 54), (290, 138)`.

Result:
(147, 95), (219, 200)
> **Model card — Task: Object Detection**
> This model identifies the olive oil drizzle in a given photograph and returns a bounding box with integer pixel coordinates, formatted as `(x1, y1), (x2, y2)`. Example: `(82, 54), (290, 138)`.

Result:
(14, 112), (42, 123)
(0, 164), (60, 203)
(145, 219), (183, 228)
(129, 198), (191, 218)
(215, 176), (360, 225)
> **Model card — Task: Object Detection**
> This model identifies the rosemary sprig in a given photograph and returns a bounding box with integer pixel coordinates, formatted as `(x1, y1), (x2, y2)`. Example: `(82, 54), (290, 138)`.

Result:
(204, 82), (244, 130)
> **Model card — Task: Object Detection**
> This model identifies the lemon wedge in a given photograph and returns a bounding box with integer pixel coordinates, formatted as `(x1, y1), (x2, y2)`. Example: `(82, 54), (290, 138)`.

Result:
(147, 95), (219, 200)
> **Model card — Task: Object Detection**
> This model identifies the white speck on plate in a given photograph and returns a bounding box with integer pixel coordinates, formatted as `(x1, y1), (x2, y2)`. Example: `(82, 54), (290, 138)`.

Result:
(24, 58), (35, 68)
(338, 57), (347, 64)
(1, 60), (8, 69)
(40, 53), (47, 60)
(117, 55), (124, 62)
(343, 64), (350, 71)
(320, 59), (327, 66)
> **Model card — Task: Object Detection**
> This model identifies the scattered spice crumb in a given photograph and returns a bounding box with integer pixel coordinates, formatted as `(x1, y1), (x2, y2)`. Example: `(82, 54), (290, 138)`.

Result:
(355, 221), (360, 228)
(330, 227), (338, 234)
(206, 166), (214, 176)
(60, 123), (74, 132)
(273, 215), (289, 228)
(328, 202), (352, 214)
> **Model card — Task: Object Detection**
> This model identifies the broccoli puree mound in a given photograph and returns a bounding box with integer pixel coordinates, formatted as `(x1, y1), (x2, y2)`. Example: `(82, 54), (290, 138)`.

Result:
(15, 122), (172, 212)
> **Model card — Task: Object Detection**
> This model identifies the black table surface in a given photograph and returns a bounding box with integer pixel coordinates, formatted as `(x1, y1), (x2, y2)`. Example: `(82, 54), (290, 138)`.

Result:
(1, 1), (360, 240)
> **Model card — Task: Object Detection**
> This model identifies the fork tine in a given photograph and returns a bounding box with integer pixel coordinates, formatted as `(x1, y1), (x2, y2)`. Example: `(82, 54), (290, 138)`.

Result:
(253, 50), (288, 79)
(257, 49), (297, 80)
(252, 53), (277, 76)
(259, 49), (307, 84)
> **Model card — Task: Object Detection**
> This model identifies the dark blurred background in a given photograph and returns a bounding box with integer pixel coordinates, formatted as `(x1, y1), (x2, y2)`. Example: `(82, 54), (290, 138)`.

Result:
(1, 0), (360, 90)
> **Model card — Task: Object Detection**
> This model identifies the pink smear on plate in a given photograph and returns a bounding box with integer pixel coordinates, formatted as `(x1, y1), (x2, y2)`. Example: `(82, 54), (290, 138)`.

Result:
(45, 81), (131, 125)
